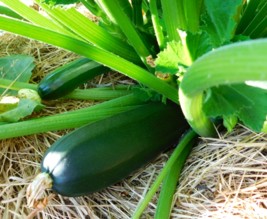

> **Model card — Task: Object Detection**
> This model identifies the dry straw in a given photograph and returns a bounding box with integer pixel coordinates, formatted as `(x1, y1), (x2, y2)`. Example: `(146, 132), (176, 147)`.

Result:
(1, 33), (267, 219)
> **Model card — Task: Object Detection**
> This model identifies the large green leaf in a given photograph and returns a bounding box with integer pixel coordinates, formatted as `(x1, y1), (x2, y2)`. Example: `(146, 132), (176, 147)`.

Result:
(203, 0), (243, 46)
(203, 84), (267, 132)
(0, 55), (35, 94)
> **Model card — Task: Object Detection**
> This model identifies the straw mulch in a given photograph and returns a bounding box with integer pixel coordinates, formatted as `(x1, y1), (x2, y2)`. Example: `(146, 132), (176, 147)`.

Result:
(1, 33), (267, 219)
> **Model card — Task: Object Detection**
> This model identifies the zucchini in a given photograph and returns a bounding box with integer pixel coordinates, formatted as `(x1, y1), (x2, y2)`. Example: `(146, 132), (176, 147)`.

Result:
(28, 101), (189, 198)
(38, 58), (110, 100)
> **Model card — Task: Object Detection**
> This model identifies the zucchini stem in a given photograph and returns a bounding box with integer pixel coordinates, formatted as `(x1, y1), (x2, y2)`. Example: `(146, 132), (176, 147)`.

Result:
(0, 78), (136, 101)
(26, 172), (53, 208)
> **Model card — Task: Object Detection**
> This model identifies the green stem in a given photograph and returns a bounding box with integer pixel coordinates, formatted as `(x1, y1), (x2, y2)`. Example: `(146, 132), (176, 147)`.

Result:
(36, 2), (141, 65)
(150, 0), (166, 49)
(179, 90), (216, 137)
(80, 0), (112, 25)
(117, 0), (133, 20)
(65, 86), (134, 100)
(96, 0), (154, 68)
(0, 5), (23, 20)
(80, 0), (100, 16)
(0, 78), (36, 91)
(155, 138), (193, 219)
(235, 0), (261, 34)
(242, 0), (267, 37)
(0, 0), (74, 37)
(161, 0), (184, 42)
(183, 0), (203, 33)
(132, 0), (143, 27)
(250, 17), (267, 38)
(0, 16), (178, 103)
(132, 129), (197, 218)
(0, 78), (135, 100)
(0, 94), (146, 139)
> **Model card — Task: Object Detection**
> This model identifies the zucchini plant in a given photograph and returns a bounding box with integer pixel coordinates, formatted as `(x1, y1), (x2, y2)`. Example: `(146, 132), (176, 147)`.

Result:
(0, 0), (267, 218)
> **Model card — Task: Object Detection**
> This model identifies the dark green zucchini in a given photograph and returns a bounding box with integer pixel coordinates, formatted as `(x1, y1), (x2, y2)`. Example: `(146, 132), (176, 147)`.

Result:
(39, 101), (189, 197)
(38, 58), (110, 100)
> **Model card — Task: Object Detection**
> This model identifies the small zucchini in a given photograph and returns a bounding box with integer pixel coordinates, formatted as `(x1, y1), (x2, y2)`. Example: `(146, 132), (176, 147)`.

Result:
(38, 58), (110, 100)
(27, 101), (189, 200)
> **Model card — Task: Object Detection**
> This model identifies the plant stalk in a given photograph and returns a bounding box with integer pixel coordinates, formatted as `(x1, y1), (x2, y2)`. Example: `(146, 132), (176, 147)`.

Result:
(132, 129), (197, 218)
(0, 94), (146, 139)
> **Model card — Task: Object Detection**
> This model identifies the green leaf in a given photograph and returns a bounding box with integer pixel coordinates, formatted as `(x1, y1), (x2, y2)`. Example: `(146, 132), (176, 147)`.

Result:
(223, 114), (238, 133)
(0, 55), (35, 94)
(155, 31), (212, 75)
(0, 98), (43, 123)
(203, 0), (244, 46)
(155, 41), (184, 74)
(186, 31), (213, 61)
(203, 84), (267, 132)
(155, 38), (191, 75)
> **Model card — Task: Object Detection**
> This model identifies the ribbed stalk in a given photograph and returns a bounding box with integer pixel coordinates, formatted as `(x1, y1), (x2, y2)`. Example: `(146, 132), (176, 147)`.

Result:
(0, 0), (74, 37)
(65, 86), (135, 100)
(155, 137), (193, 219)
(236, 0), (262, 34)
(132, 0), (143, 27)
(0, 5), (23, 19)
(150, 0), (166, 49)
(132, 129), (197, 218)
(161, 0), (184, 42)
(183, 0), (203, 33)
(0, 94), (146, 139)
(242, 0), (267, 37)
(36, 1), (141, 65)
(96, 0), (154, 68)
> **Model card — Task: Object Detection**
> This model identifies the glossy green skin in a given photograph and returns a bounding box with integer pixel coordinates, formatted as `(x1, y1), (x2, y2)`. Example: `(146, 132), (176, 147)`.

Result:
(38, 58), (110, 100)
(41, 102), (189, 197)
